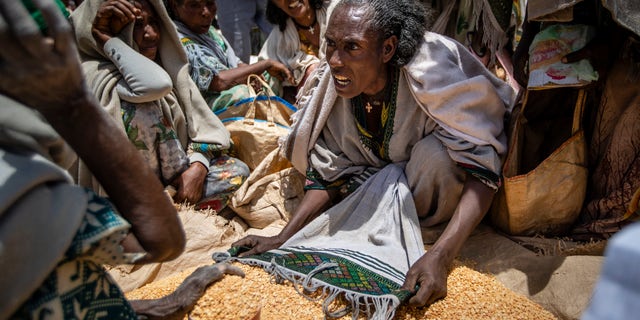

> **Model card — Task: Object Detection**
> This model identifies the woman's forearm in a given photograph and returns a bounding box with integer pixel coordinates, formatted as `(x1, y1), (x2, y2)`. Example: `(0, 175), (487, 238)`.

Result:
(277, 189), (336, 241)
(427, 177), (494, 265)
(209, 60), (273, 92)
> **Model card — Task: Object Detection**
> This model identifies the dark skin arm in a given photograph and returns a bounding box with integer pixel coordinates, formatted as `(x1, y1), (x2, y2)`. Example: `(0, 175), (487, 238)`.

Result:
(297, 62), (318, 91)
(232, 189), (338, 257)
(209, 59), (295, 92)
(401, 177), (494, 306)
(0, 0), (185, 264)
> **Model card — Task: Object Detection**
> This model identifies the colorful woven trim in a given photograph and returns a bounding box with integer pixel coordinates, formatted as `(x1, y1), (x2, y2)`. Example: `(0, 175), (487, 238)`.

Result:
(190, 142), (225, 158)
(457, 162), (501, 190)
(304, 168), (348, 191)
(224, 246), (412, 319)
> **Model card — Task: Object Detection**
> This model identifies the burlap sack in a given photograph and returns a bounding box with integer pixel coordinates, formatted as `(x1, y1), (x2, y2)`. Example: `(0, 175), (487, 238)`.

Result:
(216, 75), (297, 170)
(230, 147), (305, 228)
(490, 88), (588, 236)
(215, 75), (297, 128)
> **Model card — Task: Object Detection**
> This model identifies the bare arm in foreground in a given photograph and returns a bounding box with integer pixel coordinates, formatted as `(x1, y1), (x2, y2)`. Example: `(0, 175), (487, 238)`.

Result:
(0, 0), (185, 264)
(0, 3), (250, 318)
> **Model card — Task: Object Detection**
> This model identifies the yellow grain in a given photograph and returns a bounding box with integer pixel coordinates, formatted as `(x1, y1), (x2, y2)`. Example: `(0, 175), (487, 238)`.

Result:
(126, 261), (556, 320)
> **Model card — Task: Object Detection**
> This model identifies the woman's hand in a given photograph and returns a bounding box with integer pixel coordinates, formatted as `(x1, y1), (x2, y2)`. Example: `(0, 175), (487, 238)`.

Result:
(265, 59), (294, 84)
(230, 189), (336, 257)
(402, 250), (449, 306)
(172, 162), (208, 204)
(231, 234), (286, 257)
(297, 62), (318, 90)
(0, 0), (85, 113)
(401, 177), (494, 307)
(91, 0), (139, 47)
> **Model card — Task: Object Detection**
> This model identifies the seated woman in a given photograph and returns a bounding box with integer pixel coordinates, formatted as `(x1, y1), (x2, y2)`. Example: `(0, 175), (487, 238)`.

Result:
(259, 0), (333, 101)
(233, 0), (515, 309)
(70, 0), (249, 211)
(166, 0), (294, 112)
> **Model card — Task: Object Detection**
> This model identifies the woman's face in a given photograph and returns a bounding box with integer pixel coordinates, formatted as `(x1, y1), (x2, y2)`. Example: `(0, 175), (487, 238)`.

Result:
(270, 0), (312, 20)
(324, 5), (396, 98)
(133, 0), (161, 61)
(172, 0), (216, 34)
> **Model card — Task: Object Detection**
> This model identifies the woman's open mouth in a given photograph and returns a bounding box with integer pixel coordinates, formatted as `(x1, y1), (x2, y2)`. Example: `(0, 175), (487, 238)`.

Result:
(333, 74), (351, 87)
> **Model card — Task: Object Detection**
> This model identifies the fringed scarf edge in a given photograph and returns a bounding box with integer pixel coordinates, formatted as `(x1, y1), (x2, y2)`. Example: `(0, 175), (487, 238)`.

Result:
(214, 252), (403, 320)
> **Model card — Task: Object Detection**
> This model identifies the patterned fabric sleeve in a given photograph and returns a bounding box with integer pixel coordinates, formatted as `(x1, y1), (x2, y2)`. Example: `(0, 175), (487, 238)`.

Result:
(12, 189), (142, 319)
(457, 162), (502, 191)
(305, 167), (382, 197)
(189, 142), (226, 159)
(432, 125), (503, 191)
(180, 36), (230, 93)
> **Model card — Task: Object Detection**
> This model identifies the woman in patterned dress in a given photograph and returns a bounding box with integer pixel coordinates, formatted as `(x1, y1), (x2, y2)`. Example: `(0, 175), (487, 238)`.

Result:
(166, 0), (294, 112)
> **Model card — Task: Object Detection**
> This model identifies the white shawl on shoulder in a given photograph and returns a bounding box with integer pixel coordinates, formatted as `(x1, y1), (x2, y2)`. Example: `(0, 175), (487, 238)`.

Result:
(258, 0), (335, 87)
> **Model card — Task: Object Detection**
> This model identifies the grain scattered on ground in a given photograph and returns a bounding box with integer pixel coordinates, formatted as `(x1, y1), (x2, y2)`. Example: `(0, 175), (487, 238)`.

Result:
(126, 261), (557, 320)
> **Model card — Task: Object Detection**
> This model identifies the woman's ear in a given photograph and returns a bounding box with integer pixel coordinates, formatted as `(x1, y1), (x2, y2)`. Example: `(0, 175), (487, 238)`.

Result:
(382, 35), (398, 63)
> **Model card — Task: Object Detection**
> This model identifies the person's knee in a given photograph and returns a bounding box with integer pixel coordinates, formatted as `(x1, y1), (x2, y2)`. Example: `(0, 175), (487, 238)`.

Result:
(406, 136), (465, 223)
(407, 136), (462, 183)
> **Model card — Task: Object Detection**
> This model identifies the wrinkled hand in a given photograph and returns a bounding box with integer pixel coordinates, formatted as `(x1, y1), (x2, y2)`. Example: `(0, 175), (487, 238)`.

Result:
(0, 0), (86, 113)
(172, 162), (208, 204)
(231, 234), (285, 257)
(266, 59), (294, 84)
(91, 0), (138, 47)
(129, 262), (245, 319)
(401, 251), (449, 307)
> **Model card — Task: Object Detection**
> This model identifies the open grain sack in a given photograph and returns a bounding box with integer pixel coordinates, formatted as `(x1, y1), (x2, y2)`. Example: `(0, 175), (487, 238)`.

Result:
(126, 261), (556, 319)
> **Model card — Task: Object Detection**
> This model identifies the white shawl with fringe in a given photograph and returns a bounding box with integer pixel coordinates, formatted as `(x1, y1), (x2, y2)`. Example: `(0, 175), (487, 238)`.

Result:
(226, 163), (425, 320)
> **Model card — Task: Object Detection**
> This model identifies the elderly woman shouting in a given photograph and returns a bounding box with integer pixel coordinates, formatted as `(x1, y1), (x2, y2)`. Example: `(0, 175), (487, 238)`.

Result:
(232, 0), (515, 311)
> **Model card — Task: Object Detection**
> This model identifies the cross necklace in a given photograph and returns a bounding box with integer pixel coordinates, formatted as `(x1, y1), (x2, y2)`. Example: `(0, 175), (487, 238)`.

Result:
(365, 100), (382, 113)
(293, 14), (317, 35)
